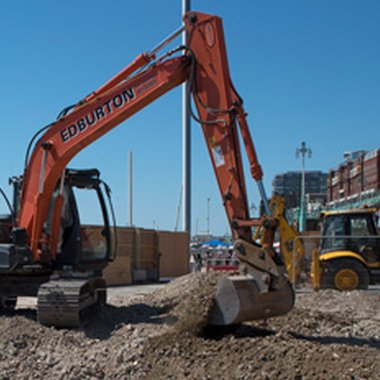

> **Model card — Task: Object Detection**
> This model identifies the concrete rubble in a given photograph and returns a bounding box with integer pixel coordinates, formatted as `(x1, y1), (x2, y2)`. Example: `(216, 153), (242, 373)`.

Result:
(0, 272), (379, 379)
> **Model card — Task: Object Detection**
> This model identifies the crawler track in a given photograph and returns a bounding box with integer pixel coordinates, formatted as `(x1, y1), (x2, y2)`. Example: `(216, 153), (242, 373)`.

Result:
(37, 277), (106, 327)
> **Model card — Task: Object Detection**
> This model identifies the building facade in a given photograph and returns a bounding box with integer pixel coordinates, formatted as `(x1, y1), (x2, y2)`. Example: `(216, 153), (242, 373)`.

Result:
(272, 171), (328, 208)
(327, 148), (380, 208)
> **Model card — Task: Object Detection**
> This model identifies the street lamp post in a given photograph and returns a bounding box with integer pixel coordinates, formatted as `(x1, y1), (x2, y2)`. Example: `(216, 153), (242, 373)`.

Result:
(206, 197), (211, 236)
(182, 0), (191, 235)
(128, 150), (133, 227)
(296, 142), (312, 232)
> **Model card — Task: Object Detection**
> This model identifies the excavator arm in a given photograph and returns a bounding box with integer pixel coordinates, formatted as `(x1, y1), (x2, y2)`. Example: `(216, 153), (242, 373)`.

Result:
(186, 12), (266, 244)
(17, 11), (294, 324)
(18, 53), (188, 260)
(18, 12), (266, 262)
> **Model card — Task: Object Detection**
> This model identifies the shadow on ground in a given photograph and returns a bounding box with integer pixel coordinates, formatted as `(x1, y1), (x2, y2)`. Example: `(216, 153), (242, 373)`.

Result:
(1, 302), (177, 340)
(202, 323), (275, 340)
(289, 331), (380, 350)
(83, 303), (177, 339)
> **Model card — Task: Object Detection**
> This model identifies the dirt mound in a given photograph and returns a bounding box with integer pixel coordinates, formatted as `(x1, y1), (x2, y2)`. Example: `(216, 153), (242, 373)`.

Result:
(0, 273), (379, 379)
(136, 289), (380, 380)
(143, 271), (220, 335)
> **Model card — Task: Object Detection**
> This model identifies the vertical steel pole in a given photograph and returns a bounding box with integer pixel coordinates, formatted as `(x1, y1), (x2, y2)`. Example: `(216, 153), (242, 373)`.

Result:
(300, 152), (306, 231)
(129, 150), (133, 227)
(206, 197), (210, 235)
(182, 0), (191, 234)
(296, 142), (312, 232)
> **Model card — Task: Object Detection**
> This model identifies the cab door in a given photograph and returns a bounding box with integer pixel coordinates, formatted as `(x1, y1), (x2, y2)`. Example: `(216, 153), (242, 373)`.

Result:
(58, 169), (112, 272)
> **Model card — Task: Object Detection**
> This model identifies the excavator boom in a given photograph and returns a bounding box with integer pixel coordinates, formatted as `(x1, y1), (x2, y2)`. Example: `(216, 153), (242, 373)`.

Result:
(19, 12), (268, 260)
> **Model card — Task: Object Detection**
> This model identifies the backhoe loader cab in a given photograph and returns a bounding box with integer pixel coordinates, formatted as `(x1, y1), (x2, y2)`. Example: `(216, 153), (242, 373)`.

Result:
(313, 209), (380, 291)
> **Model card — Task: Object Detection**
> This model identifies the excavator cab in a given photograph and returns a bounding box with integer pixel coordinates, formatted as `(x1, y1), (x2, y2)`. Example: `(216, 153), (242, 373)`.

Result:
(0, 169), (112, 323)
(52, 168), (112, 272)
(5, 168), (113, 273)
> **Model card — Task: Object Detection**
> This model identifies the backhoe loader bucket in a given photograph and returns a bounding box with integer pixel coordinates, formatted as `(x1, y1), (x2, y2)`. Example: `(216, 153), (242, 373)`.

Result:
(208, 239), (295, 325)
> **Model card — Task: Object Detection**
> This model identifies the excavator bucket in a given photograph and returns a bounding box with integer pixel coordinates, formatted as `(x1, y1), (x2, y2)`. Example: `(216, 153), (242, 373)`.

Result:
(208, 239), (295, 325)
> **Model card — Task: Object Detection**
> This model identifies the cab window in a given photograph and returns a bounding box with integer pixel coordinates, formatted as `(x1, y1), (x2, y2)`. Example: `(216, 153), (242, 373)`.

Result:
(349, 216), (371, 237)
(321, 216), (345, 250)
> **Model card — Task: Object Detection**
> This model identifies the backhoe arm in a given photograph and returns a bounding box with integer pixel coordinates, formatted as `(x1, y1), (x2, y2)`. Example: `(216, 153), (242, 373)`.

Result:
(254, 195), (305, 283)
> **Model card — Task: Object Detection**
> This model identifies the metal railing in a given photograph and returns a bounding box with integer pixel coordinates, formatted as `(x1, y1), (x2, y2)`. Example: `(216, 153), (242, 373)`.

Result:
(205, 258), (239, 272)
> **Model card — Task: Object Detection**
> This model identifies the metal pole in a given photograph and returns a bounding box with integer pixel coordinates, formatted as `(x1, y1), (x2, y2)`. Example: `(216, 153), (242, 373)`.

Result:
(296, 142), (312, 232)
(182, 0), (191, 234)
(301, 153), (305, 230)
(206, 197), (210, 235)
(175, 185), (183, 231)
(129, 150), (133, 227)
(257, 180), (271, 216)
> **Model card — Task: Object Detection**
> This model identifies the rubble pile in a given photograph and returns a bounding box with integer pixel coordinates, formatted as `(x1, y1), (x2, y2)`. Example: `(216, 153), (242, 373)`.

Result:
(0, 273), (379, 379)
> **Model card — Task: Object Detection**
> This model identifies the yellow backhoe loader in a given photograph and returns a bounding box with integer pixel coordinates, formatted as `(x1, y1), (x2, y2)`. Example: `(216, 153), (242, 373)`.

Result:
(311, 208), (380, 290)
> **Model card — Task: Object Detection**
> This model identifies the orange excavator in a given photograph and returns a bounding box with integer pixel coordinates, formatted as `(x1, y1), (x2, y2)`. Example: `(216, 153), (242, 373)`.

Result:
(0, 12), (294, 327)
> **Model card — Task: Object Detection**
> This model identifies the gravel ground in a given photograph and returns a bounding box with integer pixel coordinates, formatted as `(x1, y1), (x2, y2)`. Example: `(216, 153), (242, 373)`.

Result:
(0, 272), (379, 379)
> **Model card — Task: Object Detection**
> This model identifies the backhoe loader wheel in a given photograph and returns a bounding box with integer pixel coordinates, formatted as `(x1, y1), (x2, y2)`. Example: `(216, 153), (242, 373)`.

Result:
(0, 297), (17, 310)
(321, 258), (370, 291)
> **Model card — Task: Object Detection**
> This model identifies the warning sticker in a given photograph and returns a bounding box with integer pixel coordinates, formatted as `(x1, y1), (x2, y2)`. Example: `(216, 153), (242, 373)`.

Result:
(212, 145), (225, 167)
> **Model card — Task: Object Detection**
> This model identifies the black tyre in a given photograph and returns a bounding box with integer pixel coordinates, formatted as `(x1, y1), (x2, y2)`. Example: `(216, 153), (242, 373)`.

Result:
(0, 297), (17, 310)
(321, 258), (370, 291)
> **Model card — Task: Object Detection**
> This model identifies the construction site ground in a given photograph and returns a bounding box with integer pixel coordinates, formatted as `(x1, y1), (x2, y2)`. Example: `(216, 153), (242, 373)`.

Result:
(1, 273), (379, 380)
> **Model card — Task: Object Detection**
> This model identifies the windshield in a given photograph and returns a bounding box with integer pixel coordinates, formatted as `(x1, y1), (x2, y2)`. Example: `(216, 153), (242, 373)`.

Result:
(321, 215), (345, 251)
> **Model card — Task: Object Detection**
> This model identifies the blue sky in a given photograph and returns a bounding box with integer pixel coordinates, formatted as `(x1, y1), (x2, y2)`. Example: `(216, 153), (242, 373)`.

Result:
(0, 1), (379, 235)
